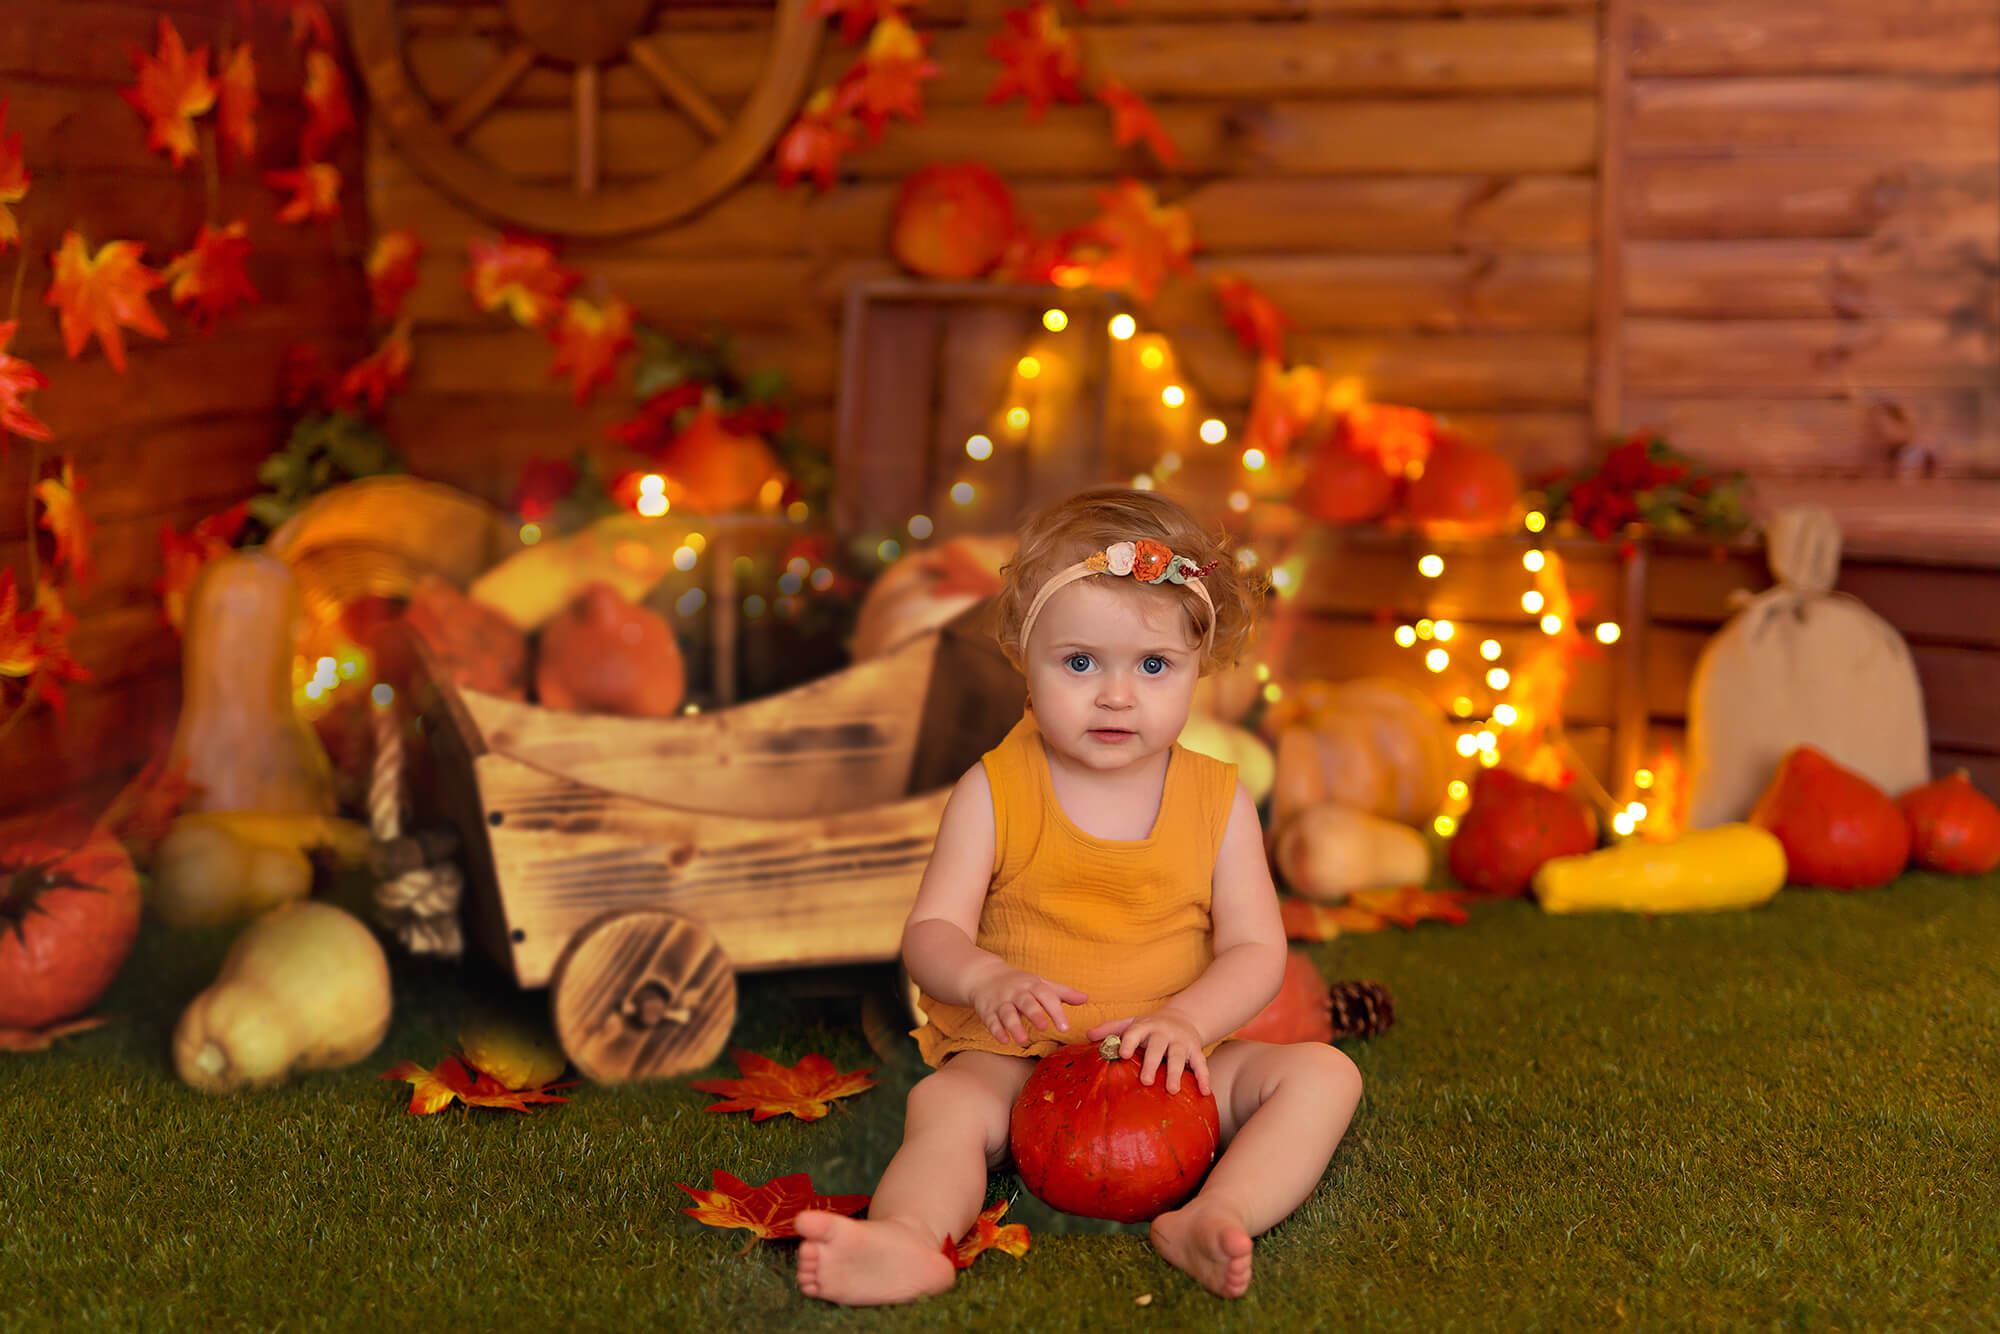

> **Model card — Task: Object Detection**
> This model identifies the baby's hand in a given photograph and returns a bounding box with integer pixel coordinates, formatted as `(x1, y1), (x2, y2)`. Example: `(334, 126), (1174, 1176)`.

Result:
(1088, 1010), (1210, 1097)
(966, 964), (1088, 1046)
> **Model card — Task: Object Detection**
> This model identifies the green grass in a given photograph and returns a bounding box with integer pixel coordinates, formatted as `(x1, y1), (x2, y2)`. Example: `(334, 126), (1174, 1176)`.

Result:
(5, 873), (1999, 1332)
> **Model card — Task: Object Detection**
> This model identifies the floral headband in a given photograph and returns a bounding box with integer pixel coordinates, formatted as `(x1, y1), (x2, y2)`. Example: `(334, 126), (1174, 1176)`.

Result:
(1019, 539), (1221, 657)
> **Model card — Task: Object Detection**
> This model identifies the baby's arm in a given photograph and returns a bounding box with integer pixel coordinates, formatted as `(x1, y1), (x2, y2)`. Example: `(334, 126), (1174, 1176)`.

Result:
(904, 764), (1088, 1044)
(1090, 780), (1287, 1093)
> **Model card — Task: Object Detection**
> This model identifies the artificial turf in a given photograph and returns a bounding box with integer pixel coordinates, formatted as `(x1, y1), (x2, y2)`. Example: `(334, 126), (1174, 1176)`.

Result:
(4, 871), (1997, 1332)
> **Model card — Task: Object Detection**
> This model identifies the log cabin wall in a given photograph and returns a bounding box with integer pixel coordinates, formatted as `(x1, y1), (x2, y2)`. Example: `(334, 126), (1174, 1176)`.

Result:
(0, 1), (371, 823)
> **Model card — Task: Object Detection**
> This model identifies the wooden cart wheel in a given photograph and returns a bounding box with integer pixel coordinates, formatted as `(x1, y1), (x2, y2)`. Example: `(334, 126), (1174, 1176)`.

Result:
(348, 0), (824, 236)
(549, 908), (738, 1083)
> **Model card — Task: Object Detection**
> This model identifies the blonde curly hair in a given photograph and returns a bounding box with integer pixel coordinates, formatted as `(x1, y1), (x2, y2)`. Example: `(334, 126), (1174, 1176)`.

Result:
(992, 487), (1263, 673)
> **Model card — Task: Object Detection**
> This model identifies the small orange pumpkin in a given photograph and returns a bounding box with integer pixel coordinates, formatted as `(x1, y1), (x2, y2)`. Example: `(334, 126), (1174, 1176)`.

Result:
(1897, 771), (2000, 875)
(1405, 436), (1520, 539)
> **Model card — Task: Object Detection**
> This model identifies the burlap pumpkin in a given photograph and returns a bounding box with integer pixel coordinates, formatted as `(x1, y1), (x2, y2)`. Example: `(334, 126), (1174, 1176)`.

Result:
(1270, 677), (1451, 830)
(1685, 507), (1929, 829)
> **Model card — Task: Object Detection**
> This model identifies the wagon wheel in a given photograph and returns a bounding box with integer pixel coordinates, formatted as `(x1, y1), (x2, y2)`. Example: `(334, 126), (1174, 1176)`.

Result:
(550, 908), (738, 1083)
(348, 0), (824, 236)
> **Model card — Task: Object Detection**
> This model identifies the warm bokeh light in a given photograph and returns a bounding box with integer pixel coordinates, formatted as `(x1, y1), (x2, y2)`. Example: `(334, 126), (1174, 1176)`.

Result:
(1434, 619), (1455, 640)
(636, 493), (668, 517)
(1017, 356), (1041, 379)
(1200, 418), (1227, 444)
(1456, 734), (1479, 757)
(1452, 696), (1473, 716)
(1228, 490), (1250, 511)
(1595, 622), (1621, 644)
(1613, 811), (1636, 836)
(1525, 511), (1547, 533)
(519, 523), (541, 545)
(908, 514), (933, 539)
(1425, 648), (1449, 672)
(1110, 314), (1137, 340)
(1162, 384), (1185, 407)
(1522, 590), (1545, 614)
(1006, 407), (1029, 431)
(673, 545), (697, 571)
(1140, 344), (1164, 369)
(1434, 815), (1456, 836)
(1541, 614), (1563, 634)
(1395, 625), (1417, 647)
(1418, 554), (1444, 577)
(1486, 667), (1510, 689)
(1635, 768), (1655, 789)
(1480, 638), (1502, 660)
(877, 539), (901, 561)
(1523, 549), (1545, 572)
(1043, 309), (1068, 332)
(966, 434), (993, 459)
(1242, 448), (1265, 470)
(951, 482), (975, 505)
(810, 567), (833, 590)
(1493, 703), (1518, 725)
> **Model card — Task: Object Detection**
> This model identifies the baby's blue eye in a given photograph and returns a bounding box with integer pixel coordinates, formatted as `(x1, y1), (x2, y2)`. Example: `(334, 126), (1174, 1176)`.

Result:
(1142, 656), (1168, 676)
(1066, 653), (1094, 673)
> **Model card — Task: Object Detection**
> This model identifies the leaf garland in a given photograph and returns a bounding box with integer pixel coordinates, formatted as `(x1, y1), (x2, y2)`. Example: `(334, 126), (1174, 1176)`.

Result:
(120, 17), (217, 170)
(44, 232), (167, 372)
(162, 222), (260, 332)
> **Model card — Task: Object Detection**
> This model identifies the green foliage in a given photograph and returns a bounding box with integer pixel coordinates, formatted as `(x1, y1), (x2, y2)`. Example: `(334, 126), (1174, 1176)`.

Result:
(246, 412), (405, 537)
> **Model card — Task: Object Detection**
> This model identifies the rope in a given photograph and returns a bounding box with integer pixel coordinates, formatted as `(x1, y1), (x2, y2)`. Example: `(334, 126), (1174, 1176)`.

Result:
(370, 697), (464, 959)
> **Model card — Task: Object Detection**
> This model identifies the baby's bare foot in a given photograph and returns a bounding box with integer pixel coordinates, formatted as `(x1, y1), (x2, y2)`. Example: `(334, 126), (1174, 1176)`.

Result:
(794, 1210), (956, 1306)
(1150, 1203), (1254, 1298)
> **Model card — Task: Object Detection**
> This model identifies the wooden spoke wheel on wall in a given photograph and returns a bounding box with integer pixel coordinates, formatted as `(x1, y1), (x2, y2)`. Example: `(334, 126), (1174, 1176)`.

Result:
(348, 0), (823, 236)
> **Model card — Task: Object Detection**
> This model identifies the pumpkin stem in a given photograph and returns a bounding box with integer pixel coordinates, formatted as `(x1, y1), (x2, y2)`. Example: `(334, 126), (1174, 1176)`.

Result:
(1098, 1034), (1122, 1061)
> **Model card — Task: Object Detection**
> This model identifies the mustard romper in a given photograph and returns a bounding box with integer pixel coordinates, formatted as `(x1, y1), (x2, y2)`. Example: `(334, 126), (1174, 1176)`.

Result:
(912, 710), (1241, 1068)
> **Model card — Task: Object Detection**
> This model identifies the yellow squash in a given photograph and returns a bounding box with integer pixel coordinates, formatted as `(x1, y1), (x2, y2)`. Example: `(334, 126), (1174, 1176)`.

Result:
(1533, 823), (1787, 915)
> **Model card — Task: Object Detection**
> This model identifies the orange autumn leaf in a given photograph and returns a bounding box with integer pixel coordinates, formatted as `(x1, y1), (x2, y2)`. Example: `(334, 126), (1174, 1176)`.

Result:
(650, 404), (786, 513)
(380, 1054), (576, 1115)
(266, 162), (342, 225)
(94, 751), (201, 865)
(1347, 885), (1476, 930)
(944, 1200), (1032, 1269)
(35, 460), (95, 591)
(547, 296), (635, 406)
(366, 229), (424, 320)
(1213, 274), (1295, 363)
(1279, 896), (1394, 941)
(121, 18), (217, 169)
(285, 0), (339, 49)
(0, 98), (29, 252)
(217, 43), (258, 167)
(156, 503), (246, 633)
(1096, 78), (1180, 168)
(335, 319), (413, 415)
(835, 17), (939, 142)
(689, 1047), (878, 1122)
(985, 3), (1086, 122)
(0, 571), (40, 682)
(301, 49), (355, 161)
(10, 579), (91, 719)
(45, 232), (167, 373)
(466, 233), (580, 328)
(1081, 179), (1193, 304)
(809, 0), (910, 44)
(0, 321), (52, 446)
(1245, 357), (1325, 458)
(775, 87), (860, 193)
(0, 1016), (111, 1053)
(677, 1170), (870, 1241)
(163, 221), (259, 332)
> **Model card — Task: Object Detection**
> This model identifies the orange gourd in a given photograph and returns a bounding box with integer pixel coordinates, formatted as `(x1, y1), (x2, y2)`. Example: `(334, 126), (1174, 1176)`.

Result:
(1448, 767), (1596, 897)
(1896, 771), (2000, 875)
(1750, 746), (1910, 889)
(1405, 437), (1520, 539)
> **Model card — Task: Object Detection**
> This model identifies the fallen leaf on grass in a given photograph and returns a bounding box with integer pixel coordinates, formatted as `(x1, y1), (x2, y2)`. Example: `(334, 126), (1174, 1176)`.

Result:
(0, 1015), (110, 1052)
(689, 1047), (877, 1122)
(677, 1170), (870, 1241)
(1280, 886), (1476, 940)
(943, 1200), (1031, 1269)
(380, 1054), (576, 1115)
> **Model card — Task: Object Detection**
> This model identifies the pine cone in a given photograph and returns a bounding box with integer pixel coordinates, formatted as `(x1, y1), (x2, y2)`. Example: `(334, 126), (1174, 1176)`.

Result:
(1326, 979), (1395, 1040)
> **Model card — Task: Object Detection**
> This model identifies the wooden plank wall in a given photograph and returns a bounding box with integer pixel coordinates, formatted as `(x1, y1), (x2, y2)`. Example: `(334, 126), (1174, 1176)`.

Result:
(0, 0), (371, 823)
(1611, 0), (2000, 476)
(371, 0), (1606, 503)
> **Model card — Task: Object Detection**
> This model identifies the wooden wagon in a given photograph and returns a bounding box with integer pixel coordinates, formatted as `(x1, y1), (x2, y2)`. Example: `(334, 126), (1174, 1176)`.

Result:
(402, 605), (1025, 1084)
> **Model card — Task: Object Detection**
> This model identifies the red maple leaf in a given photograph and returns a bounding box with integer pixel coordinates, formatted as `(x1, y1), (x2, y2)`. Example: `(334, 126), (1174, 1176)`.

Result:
(834, 18), (939, 142)
(1096, 78), (1180, 167)
(0, 1016), (111, 1053)
(156, 503), (247, 633)
(775, 88), (860, 193)
(163, 221), (259, 332)
(688, 1047), (879, 1122)
(0, 321), (52, 446)
(466, 233), (579, 328)
(94, 751), (202, 865)
(273, 0), (338, 49)
(216, 43), (259, 168)
(1212, 274), (1295, 362)
(8, 579), (91, 719)
(547, 295), (634, 406)
(0, 99), (29, 253)
(808, 0), (910, 44)
(1348, 886), (1476, 931)
(944, 1200), (1033, 1269)
(34, 460), (96, 591)
(380, 1055), (576, 1115)
(266, 163), (342, 225)
(985, 3), (1086, 122)
(44, 231), (167, 372)
(334, 319), (414, 415)
(676, 1171), (871, 1241)
(365, 229), (424, 321)
(0, 571), (41, 683)
(300, 49), (355, 162)
(1079, 179), (1193, 304)
(121, 18), (217, 169)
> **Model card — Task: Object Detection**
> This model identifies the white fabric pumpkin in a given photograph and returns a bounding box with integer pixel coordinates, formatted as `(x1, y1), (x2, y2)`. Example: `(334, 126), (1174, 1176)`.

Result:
(1270, 677), (1451, 830)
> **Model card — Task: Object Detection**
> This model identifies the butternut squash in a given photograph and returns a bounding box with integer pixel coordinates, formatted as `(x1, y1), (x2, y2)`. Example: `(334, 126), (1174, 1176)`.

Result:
(166, 552), (336, 815)
(1272, 803), (1431, 902)
(173, 901), (391, 1093)
(1532, 824), (1786, 915)
(151, 812), (372, 928)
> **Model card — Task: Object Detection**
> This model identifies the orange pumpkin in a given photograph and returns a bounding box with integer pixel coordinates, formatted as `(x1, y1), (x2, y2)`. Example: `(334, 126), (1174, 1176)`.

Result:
(890, 163), (1020, 279)
(1405, 436), (1520, 539)
(1896, 771), (2000, 875)
(1294, 433), (1397, 523)
(0, 831), (142, 1030)
(653, 405), (784, 513)
(1750, 746), (1909, 889)
(535, 582), (686, 717)
(1448, 766), (1596, 897)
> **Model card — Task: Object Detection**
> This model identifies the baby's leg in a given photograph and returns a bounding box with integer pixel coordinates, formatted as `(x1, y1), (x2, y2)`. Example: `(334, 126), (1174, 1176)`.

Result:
(1150, 1041), (1362, 1298)
(796, 1050), (1034, 1306)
